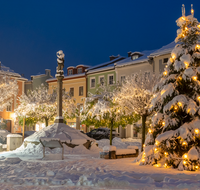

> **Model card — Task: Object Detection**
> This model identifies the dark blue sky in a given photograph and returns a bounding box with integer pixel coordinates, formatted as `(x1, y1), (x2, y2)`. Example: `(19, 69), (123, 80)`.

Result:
(0, 0), (200, 79)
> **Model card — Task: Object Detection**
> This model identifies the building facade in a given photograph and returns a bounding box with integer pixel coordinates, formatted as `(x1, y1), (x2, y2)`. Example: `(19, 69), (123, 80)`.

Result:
(47, 65), (89, 131)
(0, 63), (27, 133)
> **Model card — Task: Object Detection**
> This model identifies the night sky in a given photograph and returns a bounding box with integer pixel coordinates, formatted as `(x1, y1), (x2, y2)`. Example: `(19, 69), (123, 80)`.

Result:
(0, 0), (200, 79)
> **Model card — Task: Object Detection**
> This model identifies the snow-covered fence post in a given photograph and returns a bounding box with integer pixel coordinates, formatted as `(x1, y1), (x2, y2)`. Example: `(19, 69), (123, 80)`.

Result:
(54, 50), (65, 123)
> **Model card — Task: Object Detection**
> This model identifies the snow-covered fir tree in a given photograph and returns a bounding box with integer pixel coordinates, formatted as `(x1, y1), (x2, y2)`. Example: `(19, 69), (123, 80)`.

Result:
(15, 84), (77, 126)
(81, 83), (140, 145)
(114, 71), (158, 151)
(0, 72), (18, 111)
(140, 5), (200, 171)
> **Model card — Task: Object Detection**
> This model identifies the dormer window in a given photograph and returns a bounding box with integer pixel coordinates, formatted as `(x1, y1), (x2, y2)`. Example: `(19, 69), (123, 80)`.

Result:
(132, 55), (139, 60)
(68, 69), (73, 75)
(77, 68), (82, 74)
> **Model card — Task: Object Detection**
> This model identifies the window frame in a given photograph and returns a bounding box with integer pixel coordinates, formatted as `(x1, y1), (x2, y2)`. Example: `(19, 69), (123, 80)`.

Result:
(79, 86), (84, 96)
(108, 74), (114, 85)
(70, 87), (74, 97)
(90, 77), (96, 88)
(98, 75), (104, 85)
(68, 69), (73, 75)
(121, 75), (126, 83)
(77, 67), (82, 74)
(6, 102), (12, 112)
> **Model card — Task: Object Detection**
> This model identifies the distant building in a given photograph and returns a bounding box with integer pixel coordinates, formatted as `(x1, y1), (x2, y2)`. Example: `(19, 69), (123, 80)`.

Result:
(25, 69), (53, 94)
(0, 62), (27, 133)
(47, 65), (89, 131)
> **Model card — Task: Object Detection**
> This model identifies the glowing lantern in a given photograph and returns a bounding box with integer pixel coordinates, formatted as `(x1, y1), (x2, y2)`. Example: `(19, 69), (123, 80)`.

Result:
(195, 129), (199, 134)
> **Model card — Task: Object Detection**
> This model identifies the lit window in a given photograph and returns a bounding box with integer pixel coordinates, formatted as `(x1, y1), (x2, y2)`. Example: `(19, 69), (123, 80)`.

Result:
(79, 86), (83, 96)
(109, 75), (114, 85)
(68, 69), (73, 75)
(132, 55), (139, 60)
(77, 68), (82, 74)
(70, 88), (74, 96)
(91, 78), (95, 88)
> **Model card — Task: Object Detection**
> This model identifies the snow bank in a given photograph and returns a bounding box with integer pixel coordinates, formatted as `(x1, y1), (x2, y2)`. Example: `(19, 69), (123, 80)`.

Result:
(97, 137), (141, 150)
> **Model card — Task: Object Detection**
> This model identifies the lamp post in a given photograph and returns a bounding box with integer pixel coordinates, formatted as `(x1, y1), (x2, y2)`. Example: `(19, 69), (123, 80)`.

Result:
(54, 50), (65, 123)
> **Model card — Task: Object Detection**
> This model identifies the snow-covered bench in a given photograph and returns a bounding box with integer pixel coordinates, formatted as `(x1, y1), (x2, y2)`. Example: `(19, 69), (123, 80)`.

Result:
(100, 146), (139, 159)
(40, 138), (64, 160)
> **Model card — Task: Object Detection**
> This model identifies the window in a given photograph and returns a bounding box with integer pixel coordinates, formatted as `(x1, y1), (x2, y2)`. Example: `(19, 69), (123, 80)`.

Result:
(70, 88), (74, 96)
(132, 55), (139, 60)
(77, 68), (82, 74)
(99, 76), (104, 85)
(163, 58), (169, 63)
(121, 76), (126, 83)
(108, 75), (114, 85)
(79, 86), (83, 96)
(90, 78), (95, 88)
(6, 102), (12, 112)
(68, 69), (73, 75)
(145, 72), (150, 80)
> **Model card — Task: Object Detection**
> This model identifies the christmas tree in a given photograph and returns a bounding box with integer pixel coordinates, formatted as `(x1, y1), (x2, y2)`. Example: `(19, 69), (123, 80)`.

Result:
(139, 5), (200, 171)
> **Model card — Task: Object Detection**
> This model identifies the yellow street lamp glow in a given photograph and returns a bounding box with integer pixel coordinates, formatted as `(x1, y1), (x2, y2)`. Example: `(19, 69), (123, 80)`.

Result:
(195, 128), (199, 134)
(192, 76), (197, 81)
(183, 161), (187, 165)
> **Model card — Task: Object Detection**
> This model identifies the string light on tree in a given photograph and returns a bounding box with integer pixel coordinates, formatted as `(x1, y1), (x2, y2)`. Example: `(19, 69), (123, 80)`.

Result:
(192, 76), (197, 81)
(195, 129), (199, 134)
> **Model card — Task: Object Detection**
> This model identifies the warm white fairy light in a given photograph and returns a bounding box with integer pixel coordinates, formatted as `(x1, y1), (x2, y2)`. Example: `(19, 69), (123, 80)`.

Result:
(195, 128), (199, 134)
(192, 76), (197, 81)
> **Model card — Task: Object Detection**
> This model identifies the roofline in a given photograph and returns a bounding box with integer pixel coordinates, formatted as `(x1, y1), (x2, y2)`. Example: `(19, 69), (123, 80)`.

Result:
(46, 74), (86, 83)
(115, 58), (148, 68)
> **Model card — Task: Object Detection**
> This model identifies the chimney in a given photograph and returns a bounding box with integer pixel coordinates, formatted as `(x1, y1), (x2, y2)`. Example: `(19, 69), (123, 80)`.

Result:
(128, 51), (132, 57)
(109, 55), (119, 61)
(45, 69), (51, 76)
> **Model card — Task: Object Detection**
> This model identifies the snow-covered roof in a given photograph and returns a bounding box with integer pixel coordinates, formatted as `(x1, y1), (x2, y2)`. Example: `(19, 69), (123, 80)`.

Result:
(87, 65), (115, 74)
(87, 56), (125, 71)
(46, 73), (86, 82)
(0, 63), (22, 77)
(76, 64), (90, 68)
(115, 50), (156, 68)
(149, 41), (175, 57)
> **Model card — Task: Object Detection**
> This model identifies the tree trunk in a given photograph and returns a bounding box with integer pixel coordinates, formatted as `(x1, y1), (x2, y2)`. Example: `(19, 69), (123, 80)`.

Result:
(110, 121), (113, 145)
(45, 118), (49, 127)
(141, 114), (147, 152)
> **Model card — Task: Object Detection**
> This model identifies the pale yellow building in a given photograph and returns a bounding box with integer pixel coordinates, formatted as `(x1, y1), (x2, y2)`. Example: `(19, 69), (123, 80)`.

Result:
(46, 65), (89, 132)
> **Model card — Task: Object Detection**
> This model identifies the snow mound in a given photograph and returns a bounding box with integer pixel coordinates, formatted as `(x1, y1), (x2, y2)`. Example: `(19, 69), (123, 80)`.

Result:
(25, 123), (94, 145)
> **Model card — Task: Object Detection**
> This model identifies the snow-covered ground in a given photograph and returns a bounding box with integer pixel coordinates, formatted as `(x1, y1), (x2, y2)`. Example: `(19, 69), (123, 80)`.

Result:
(0, 137), (200, 189)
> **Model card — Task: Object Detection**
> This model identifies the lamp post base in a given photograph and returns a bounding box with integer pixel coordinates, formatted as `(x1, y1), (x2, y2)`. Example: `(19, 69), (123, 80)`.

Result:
(54, 116), (64, 124)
